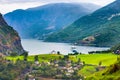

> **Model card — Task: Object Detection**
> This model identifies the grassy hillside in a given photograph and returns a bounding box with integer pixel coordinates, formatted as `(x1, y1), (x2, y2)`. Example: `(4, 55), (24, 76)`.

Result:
(86, 57), (120, 80)
(77, 54), (117, 66)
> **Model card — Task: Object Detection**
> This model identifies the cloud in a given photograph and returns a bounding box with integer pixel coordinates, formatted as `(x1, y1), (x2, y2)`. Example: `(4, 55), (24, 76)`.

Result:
(0, 0), (115, 4)
(0, 0), (115, 14)
(0, 0), (35, 3)
(0, 1), (45, 14)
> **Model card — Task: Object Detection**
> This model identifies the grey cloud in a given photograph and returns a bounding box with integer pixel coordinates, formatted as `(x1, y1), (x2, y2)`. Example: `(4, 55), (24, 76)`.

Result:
(0, 0), (115, 6)
(0, 0), (39, 3)
(0, 0), (78, 4)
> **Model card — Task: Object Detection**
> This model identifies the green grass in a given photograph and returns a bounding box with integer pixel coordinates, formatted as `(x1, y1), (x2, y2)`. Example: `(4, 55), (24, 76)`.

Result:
(79, 65), (97, 77)
(76, 53), (118, 78)
(86, 64), (120, 80)
(6, 54), (63, 63)
(6, 53), (118, 66)
(76, 53), (118, 66)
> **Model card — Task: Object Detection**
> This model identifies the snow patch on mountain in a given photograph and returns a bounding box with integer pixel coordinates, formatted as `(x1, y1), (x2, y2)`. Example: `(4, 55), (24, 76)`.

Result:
(108, 13), (120, 20)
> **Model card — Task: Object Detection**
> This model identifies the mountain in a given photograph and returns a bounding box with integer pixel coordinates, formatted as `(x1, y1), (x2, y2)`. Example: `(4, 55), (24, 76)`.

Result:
(4, 3), (100, 39)
(45, 0), (120, 47)
(0, 13), (24, 55)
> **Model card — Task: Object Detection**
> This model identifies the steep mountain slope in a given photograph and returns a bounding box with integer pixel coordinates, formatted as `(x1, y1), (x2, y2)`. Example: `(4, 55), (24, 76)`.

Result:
(45, 0), (120, 47)
(4, 3), (100, 39)
(0, 13), (24, 55)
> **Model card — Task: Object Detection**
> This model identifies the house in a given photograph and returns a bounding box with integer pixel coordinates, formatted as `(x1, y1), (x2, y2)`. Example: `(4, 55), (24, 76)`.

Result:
(67, 69), (74, 73)
(28, 75), (35, 80)
(55, 64), (59, 67)
(50, 50), (56, 54)
(66, 73), (71, 76)
(34, 61), (39, 65)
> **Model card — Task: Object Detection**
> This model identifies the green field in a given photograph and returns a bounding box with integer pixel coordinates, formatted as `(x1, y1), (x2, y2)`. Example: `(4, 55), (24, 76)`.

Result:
(76, 54), (118, 77)
(6, 54), (63, 63)
(76, 54), (118, 66)
(79, 65), (97, 76)
(6, 53), (118, 66)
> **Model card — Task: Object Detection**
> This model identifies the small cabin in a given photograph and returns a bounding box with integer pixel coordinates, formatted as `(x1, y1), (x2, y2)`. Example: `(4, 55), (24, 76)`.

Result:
(50, 50), (57, 54)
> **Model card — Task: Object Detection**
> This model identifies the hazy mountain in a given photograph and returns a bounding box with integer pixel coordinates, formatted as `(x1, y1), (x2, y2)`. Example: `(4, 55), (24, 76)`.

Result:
(0, 13), (24, 55)
(4, 3), (100, 39)
(45, 0), (120, 47)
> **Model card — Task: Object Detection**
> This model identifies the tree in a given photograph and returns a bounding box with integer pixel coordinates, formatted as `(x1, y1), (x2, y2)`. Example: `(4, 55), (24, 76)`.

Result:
(78, 58), (81, 64)
(74, 52), (79, 55)
(24, 56), (27, 61)
(25, 75), (29, 80)
(10, 52), (18, 57)
(57, 51), (61, 55)
(63, 55), (69, 60)
(34, 55), (39, 61)
(83, 61), (85, 65)
(22, 52), (28, 61)
(58, 60), (66, 67)
(99, 61), (102, 66)
(22, 52), (28, 57)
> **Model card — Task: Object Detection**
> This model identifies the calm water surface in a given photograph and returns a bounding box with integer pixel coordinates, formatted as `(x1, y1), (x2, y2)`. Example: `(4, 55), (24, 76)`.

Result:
(21, 39), (109, 55)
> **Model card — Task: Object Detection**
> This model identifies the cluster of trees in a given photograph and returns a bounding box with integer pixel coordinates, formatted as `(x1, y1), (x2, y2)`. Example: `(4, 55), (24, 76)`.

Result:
(88, 50), (111, 54)
(32, 64), (57, 77)
(68, 52), (82, 55)
(0, 56), (32, 80)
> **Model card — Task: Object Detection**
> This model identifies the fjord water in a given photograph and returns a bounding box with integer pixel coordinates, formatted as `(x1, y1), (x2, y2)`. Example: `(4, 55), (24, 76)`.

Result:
(21, 39), (109, 55)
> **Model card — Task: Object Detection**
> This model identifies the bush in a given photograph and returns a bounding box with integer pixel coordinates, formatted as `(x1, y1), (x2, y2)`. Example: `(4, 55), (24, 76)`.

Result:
(10, 52), (18, 57)
(34, 55), (39, 61)
(21, 52), (28, 57)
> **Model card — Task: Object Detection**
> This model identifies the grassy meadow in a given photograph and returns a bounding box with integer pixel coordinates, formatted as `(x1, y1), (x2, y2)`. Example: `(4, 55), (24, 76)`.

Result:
(76, 53), (118, 66)
(6, 54), (63, 63)
(6, 53), (118, 66)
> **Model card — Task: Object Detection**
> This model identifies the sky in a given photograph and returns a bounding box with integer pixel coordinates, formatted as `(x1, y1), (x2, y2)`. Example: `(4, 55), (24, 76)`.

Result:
(0, 0), (115, 14)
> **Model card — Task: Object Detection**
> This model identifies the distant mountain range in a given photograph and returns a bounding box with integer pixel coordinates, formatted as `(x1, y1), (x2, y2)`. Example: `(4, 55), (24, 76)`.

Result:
(0, 13), (24, 55)
(45, 0), (120, 47)
(4, 3), (100, 39)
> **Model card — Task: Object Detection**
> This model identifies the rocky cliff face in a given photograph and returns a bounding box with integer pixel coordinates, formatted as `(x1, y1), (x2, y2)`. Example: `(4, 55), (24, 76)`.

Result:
(0, 13), (24, 55)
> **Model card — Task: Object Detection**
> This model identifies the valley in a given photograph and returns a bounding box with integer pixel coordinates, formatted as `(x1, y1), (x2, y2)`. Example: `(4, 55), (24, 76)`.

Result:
(0, 0), (120, 80)
(4, 53), (118, 80)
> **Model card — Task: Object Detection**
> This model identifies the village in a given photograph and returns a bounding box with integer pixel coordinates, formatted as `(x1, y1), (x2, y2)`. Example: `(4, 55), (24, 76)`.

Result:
(27, 55), (84, 80)
(0, 51), (110, 80)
